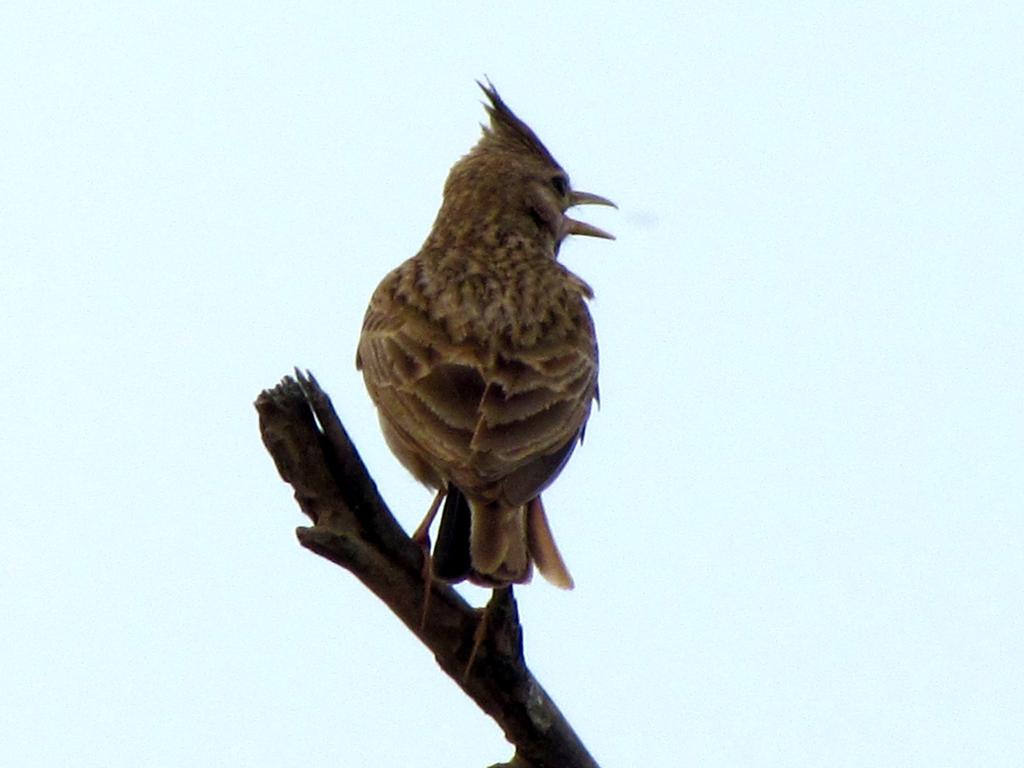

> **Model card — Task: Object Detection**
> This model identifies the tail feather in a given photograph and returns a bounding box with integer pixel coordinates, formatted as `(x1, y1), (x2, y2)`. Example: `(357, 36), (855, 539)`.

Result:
(526, 496), (574, 589)
(470, 501), (532, 586)
(435, 488), (574, 589)
(433, 484), (472, 582)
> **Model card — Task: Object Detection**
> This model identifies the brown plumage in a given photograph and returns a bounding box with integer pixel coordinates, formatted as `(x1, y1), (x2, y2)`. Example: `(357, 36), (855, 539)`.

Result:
(356, 81), (614, 588)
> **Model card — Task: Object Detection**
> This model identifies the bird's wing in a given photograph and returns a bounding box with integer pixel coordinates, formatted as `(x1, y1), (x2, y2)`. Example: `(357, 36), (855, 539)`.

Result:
(358, 296), (483, 472)
(472, 335), (597, 506)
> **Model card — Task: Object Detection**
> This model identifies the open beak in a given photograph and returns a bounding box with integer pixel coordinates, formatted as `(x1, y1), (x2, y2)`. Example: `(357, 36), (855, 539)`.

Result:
(570, 190), (617, 209)
(564, 190), (617, 240)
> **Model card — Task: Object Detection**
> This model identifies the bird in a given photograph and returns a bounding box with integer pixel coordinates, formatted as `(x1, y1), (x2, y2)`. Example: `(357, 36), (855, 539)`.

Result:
(356, 80), (614, 590)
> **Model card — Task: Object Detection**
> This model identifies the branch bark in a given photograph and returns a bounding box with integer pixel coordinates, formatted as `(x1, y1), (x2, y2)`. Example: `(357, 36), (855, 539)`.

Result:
(255, 371), (601, 768)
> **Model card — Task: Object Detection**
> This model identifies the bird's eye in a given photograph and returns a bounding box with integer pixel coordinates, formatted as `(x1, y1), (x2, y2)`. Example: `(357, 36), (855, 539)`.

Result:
(550, 175), (569, 197)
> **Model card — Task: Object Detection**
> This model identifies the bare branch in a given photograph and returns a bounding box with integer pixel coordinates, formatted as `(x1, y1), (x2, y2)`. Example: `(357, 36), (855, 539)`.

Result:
(255, 371), (601, 768)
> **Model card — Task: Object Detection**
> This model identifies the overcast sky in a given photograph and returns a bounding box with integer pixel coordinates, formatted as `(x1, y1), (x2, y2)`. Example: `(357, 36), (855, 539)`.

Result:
(3, 3), (1022, 766)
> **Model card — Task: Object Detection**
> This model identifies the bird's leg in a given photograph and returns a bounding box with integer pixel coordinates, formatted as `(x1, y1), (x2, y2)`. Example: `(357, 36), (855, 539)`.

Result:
(463, 603), (489, 682)
(463, 586), (514, 681)
(414, 488), (446, 630)
(412, 487), (445, 546)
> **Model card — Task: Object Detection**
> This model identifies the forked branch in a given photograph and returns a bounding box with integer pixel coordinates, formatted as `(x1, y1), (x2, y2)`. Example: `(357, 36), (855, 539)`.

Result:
(254, 371), (600, 768)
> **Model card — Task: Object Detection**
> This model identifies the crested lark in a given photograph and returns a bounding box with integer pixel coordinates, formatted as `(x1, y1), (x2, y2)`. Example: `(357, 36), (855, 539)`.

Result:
(356, 81), (614, 589)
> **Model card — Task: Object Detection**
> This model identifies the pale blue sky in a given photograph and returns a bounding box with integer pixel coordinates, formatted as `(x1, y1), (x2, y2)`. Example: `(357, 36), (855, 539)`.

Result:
(2, 3), (1022, 766)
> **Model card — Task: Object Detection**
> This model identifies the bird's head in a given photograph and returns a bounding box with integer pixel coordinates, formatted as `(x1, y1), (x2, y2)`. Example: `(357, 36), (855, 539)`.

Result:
(432, 81), (615, 254)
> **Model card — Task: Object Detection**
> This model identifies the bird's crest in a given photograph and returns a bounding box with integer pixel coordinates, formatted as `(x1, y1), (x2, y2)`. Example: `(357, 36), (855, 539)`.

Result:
(477, 79), (561, 169)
